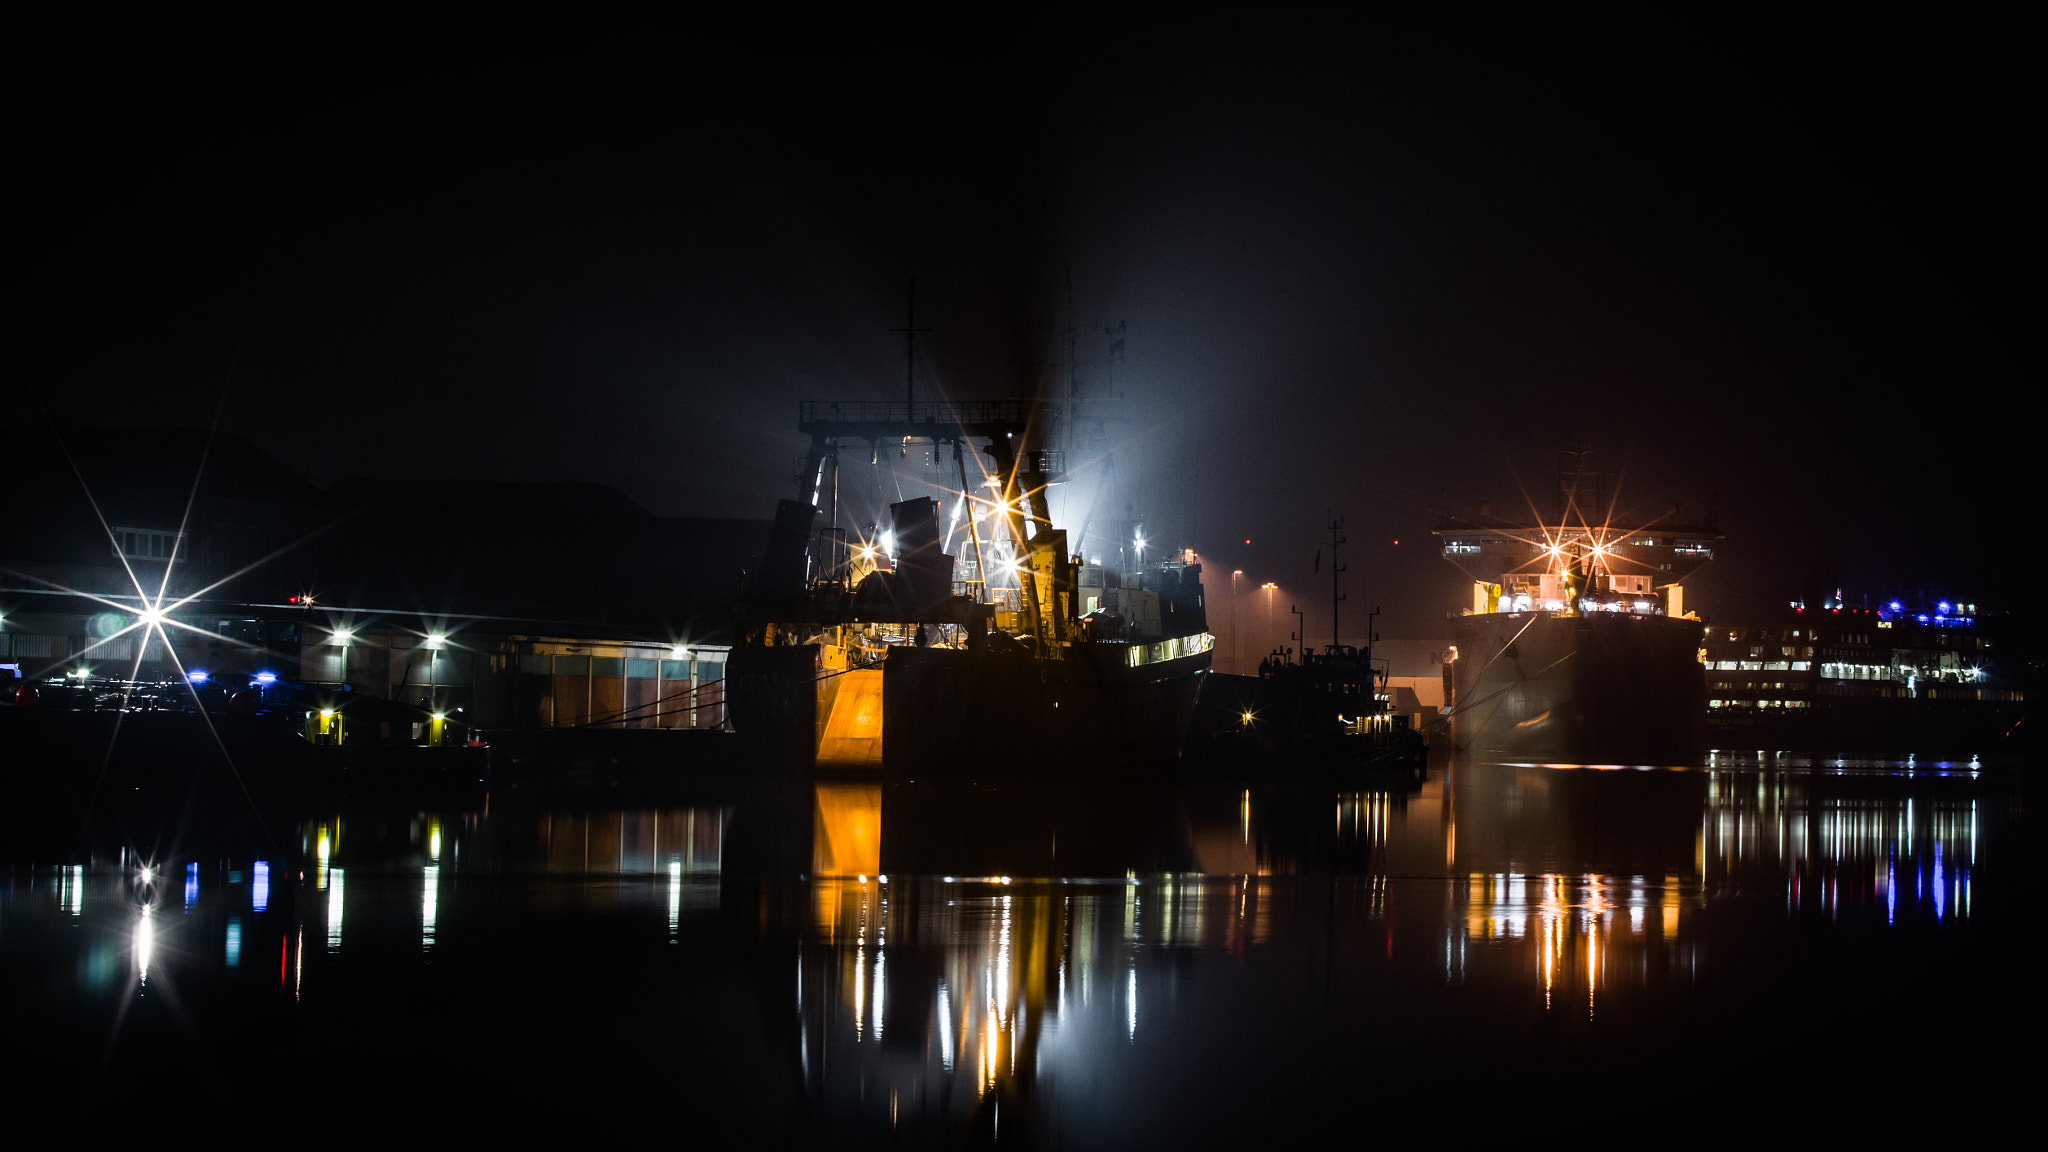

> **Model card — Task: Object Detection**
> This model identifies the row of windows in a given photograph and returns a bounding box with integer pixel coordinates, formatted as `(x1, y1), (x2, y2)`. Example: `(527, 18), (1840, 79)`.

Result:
(113, 527), (181, 561)
(1709, 699), (1810, 709)
(514, 654), (723, 680)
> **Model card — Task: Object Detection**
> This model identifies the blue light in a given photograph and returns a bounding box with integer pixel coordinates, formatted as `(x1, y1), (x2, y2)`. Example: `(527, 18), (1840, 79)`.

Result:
(1890, 601), (1902, 611)
(252, 861), (269, 913)
(255, 671), (277, 685)
(188, 670), (208, 683)
(1917, 615), (1929, 623)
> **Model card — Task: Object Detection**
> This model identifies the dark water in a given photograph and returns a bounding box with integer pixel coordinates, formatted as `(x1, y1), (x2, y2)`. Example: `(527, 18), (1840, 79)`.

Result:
(1, 753), (2030, 1145)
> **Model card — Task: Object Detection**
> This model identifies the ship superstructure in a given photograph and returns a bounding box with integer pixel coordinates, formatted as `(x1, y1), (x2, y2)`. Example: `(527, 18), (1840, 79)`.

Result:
(1701, 595), (2030, 752)
(728, 399), (1212, 775)
(1433, 453), (1718, 764)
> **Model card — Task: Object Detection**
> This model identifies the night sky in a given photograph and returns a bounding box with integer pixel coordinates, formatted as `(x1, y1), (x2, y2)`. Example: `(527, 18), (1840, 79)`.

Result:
(10, 17), (2033, 642)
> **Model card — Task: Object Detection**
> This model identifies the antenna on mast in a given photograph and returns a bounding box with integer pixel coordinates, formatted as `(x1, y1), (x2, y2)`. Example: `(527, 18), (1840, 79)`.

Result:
(890, 279), (930, 412)
(1328, 511), (1348, 649)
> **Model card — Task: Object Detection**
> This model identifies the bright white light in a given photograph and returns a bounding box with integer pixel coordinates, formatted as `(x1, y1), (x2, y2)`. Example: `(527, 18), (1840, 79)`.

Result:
(426, 634), (446, 650)
(326, 869), (345, 950)
(671, 645), (688, 661)
(188, 671), (208, 684)
(255, 671), (277, 685)
(422, 864), (439, 950)
(141, 606), (166, 627)
(135, 907), (155, 984)
(332, 630), (353, 645)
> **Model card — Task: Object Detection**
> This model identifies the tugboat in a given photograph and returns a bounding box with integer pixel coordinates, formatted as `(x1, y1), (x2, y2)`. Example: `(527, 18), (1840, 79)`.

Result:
(1434, 452), (1716, 764)
(727, 399), (1214, 775)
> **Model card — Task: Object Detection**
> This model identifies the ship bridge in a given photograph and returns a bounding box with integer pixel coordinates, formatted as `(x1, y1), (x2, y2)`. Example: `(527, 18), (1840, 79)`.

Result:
(1434, 515), (1723, 619)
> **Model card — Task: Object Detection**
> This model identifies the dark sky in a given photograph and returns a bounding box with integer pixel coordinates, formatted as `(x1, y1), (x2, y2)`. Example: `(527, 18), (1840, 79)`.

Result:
(9, 16), (2034, 641)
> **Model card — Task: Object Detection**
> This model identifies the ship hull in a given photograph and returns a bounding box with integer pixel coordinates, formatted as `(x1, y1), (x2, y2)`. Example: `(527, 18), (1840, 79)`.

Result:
(1448, 612), (1705, 764)
(882, 644), (1210, 777)
(728, 641), (1211, 776)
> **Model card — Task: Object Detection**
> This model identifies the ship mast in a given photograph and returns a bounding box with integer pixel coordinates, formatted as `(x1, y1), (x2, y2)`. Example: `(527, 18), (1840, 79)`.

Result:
(890, 279), (929, 411)
(1327, 512), (1347, 650)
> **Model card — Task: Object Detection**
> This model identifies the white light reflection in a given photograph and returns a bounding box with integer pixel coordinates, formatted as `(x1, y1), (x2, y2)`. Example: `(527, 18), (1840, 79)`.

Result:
(873, 950), (886, 1043)
(937, 982), (955, 1070)
(668, 860), (682, 938)
(61, 865), (83, 915)
(134, 906), (155, 985)
(1127, 962), (1138, 1041)
(327, 868), (346, 951)
(183, 862), (198, 911)
(422, 864), (439, 950)
(251, 861), (270, 913)
(225, 917), (242, 967)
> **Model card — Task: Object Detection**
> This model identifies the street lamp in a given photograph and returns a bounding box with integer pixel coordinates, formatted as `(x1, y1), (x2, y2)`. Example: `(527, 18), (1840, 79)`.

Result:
(1261, 583), (1277, 663)
(1231, 570), (1244, 674)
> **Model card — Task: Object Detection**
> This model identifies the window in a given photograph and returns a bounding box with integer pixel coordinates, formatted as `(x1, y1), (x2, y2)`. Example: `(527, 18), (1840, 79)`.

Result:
(112, 527), (181, 561)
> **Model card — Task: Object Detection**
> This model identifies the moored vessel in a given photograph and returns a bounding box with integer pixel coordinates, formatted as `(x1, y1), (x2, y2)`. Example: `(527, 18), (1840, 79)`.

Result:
(1435, 453), (1715, 764)
(728, 399), (1213, 775)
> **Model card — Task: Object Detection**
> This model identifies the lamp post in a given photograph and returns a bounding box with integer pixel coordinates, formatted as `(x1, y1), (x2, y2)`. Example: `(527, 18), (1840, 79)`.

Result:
(1261, 583), (1277, 665)
(1230, 570), (1244, 674)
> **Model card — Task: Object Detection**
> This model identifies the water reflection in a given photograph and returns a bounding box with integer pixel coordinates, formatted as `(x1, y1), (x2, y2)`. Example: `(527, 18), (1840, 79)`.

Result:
(0, 756), (2022, 1139)
(1701, 764), (1977, 923)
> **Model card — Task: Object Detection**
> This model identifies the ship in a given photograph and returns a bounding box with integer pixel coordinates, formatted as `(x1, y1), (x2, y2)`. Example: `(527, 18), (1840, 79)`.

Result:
(726, 399), (1213, 776)
(1701, 592), (2033, 755)
(1433, 453), (1716, 764)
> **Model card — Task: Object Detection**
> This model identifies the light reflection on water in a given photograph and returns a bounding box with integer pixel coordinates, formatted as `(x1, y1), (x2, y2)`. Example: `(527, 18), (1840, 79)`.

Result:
(0, 760), (2024, 1139)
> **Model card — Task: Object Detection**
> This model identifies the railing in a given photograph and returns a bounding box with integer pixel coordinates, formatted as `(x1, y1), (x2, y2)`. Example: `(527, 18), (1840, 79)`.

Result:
(799, 400), (1027, 429)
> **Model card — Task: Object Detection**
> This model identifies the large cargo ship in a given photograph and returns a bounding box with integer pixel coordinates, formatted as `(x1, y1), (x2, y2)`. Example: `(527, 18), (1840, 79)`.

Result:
(1435, 454), (1716, 764)
(727, 399), (1212, 775)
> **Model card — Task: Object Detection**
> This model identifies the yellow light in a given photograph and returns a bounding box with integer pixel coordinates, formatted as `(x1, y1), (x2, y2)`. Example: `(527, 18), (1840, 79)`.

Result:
(319, 709), (334, 718)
